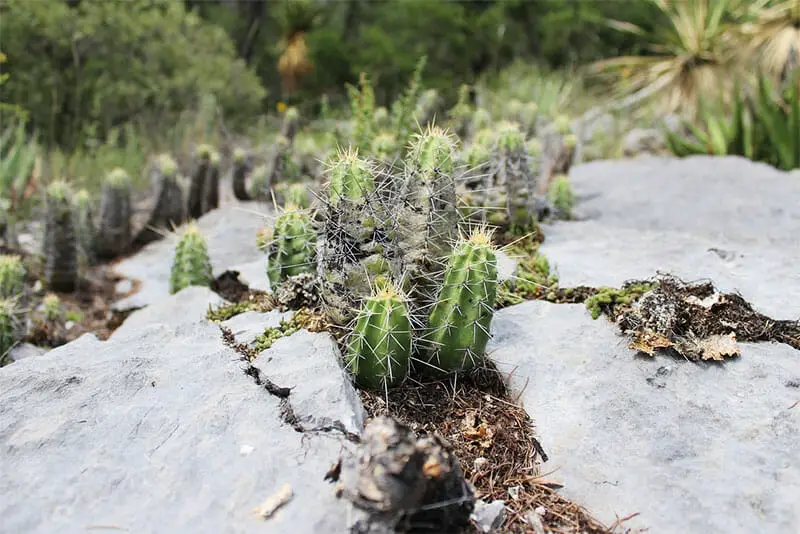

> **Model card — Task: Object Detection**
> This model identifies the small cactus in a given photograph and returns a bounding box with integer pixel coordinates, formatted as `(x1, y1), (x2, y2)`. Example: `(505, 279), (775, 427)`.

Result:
(0, 254), (25, 299)
(73, 189), (96, 272)
(248, 164), (270, 201)
(169, 224), (213, 295)
(95, 168), (132, 259)
(346, 282), (412, 390)
(41, 292), (64, 323)
(0, 298), (21, 366)
(425, 228), (498, 374)
(327, 147), (375, 206)
(370, 132), (398, 161)
(232, 147), (251, 201)
(42, 180), (78, 292)
(548, 174), (575, 219)
(284, 182), (311, 209)
(136, 154), (184, 246)
(188, 144), (219, 219)
(266, 205), (316, 287)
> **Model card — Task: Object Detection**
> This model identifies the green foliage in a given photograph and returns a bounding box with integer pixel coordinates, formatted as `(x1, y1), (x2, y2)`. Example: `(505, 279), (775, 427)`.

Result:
(585, 282), (655, 320)
(0, 298), (21, 366)
(266, 207), (316, 286)
(0, 255), (26, 300)
(346, 285), (412, 390)
(41, 293), (64, 323)
(0, 117), (39, 229)
(346, 73), (377, 153)
(390, 55), (427, 150)
(169, 224), (213, 295)
(665, 72), (800, 170)
(548, 174), (576, 218)
(425, 230), (498, 374)
(1, 0), (266, 149)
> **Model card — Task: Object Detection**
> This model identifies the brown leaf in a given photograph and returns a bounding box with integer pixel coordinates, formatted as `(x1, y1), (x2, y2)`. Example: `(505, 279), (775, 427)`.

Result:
(697, 333), (740, 361)
(629, 330), (673, 356)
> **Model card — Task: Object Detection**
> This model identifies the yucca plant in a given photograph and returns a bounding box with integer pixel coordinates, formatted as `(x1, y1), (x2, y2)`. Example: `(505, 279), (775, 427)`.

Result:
(594, 0), (748, 116)
(739, 0), (800, 81)
(756, 70), (800, 170)
(0, 118), (39, 247)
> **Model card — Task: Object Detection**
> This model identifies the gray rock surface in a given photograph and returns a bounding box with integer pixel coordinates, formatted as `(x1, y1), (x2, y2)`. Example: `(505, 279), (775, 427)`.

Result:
(540, 156), (800, 319)
(253, 329), (365, 435)
(496, 250), (517, 282)
(488, 300), (800, 534)
(7, 342), (48, 363)
(113, 201), (272, 311)
(1, 291), (363, 534)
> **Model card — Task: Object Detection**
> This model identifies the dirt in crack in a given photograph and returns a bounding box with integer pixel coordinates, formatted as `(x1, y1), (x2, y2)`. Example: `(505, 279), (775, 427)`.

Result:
(360, 362), (617, 534)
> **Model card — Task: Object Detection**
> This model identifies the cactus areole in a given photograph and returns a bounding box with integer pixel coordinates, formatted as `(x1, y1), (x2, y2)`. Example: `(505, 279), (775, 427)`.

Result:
(346, 285), (412, 390)
(425, 230), (498, 374)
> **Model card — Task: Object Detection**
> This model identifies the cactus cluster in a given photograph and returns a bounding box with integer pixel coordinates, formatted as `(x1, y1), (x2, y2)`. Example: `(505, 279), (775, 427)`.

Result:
(265, 205), (316, 286)
(169, 223), (213, 295)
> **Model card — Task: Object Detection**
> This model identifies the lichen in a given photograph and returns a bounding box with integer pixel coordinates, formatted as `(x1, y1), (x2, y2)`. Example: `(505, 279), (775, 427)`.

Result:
(252, 308), (328, 354)
(584, 282), (656, 320)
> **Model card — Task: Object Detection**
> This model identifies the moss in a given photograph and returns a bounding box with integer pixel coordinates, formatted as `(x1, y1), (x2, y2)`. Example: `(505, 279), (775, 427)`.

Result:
(252, 308), (328, 354)
(206, 301), (256, 323)
(584, 282), (656, 320)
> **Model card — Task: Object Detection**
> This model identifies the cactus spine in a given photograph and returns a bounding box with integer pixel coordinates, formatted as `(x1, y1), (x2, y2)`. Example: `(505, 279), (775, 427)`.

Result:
(346, 283), (412, 390)
(0, 254), (25, 299)
(266, 205), (316, 287)
(42, 181), (78, 292)
(95, 168), (132, 259)
(169, 224), (213, 295)
(425, 229), (498, 373)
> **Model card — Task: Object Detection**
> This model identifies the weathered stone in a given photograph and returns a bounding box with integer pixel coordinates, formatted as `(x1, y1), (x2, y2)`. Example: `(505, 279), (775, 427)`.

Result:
(253, 329), (365, 435)
(470, 499), (507, 533)
(488, 300), (800, 534)
(495, 250), (518, 283)
(0, 293), (359, 534)
(7, 342), (48, 363)
(539, 156), (800, 319)
(113, 202), (271, 311)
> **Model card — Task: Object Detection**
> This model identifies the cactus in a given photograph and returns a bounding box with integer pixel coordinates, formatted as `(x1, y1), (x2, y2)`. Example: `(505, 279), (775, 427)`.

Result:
(232, 148), (251, 201)
(95, 168), (132, 259)
(425, 228), (498, 374)
(248, 164), (270, 201)
(41, 292), (64, 323)
(0, 298), (21, 366)
(415, 88), (441, 129)
(548, 174), (575, 219)
(281, 107), (300, 142)
(449, 84), (474, 139)
(137, 154), (184, 245)
(284, 182), (311, 209)
(492, 121), (536, 231)
(73, 189), (96, 276)
(0, 254), (25, 299)
(42, 180), (78, 292)
(346, 282), (412, 390)
(370, 132), (398, 161)
(520, 101), (539, 136)
(394, 125), (459, 310)
(266, 205), (316, 286)
(188, 144), (219, 219)
(470, 109), (493, 140)
(169, 223), (213, 295)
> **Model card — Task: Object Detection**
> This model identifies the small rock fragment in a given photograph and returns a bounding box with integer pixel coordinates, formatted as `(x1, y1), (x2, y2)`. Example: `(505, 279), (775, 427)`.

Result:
(471, 499), (506, 533)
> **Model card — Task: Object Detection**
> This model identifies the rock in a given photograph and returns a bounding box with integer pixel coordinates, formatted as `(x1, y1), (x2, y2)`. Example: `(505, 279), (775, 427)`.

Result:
(539, 156), (800, 318)
(470, 499), (507, 533)
(252, 330), (365, 435)
(7, 343), (48, 363)
(229, 258), (270, 293)
(496, 250), (518, 282)
(488, 300), (800, 534)
(112, 201), (271, 311)
(222, 310), (292, 347)
(621, 128), (664, 157)
(111, 286), (224, 340)
(0, 291), (361, 534)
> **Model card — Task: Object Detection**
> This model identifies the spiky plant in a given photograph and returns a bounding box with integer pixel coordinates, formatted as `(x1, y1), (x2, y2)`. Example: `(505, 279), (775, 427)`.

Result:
(391, 55), (428, 150)
(95, 168), (132, 260)
(548, 174), (576, 219)
(346, 281), (412, 390)
(248, 164), (271, 201)
(232, 147), (251, 201)
(284, 182), (311, 209)
(492, 121), (536, 232)
(740, 0), (800, 81)
(347, 72), (377, 153)
(73, 189), (96, 274)
(449, 84), (474, 139)
(266, 204), (316, 287)
(169, 224), (213, 295)
(188, 144), (219, 219)
(0, 298), (21, 366)
(137, 154), (184, 245)
(41, 293), (64, 323)
(0, 254), (25, 299)
(42, 180), (78, 292)
(0, 117), (38, 247)
(424, 228), (498, 375)
(370, 132), (399, 161)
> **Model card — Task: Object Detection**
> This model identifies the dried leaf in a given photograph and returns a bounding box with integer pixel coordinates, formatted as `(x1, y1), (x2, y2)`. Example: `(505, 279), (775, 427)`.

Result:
(697, 333), (740, 361)
(254, 483), (293, 519)
(629, 330), (673, 356)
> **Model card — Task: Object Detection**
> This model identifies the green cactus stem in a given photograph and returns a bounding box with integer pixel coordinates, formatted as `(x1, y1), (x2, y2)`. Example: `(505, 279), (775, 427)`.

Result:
(0, 298), (21, 366)
(266, 205), (316, 287)
(326, 147), (375, 206)
(95, 168), (132, 259)
(425, 228), (498, 374)
(42, 180), (78, 292)
(548, 174), (575, 219)
(346, 283), (412, 390)
(169, 223), (213, 295)
(0, 254), (25, 299)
